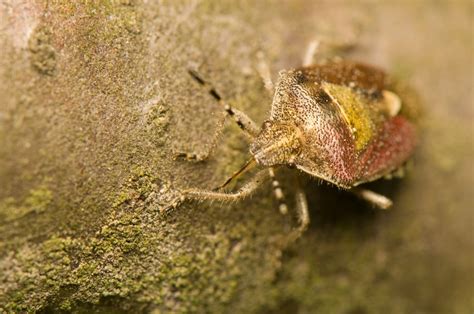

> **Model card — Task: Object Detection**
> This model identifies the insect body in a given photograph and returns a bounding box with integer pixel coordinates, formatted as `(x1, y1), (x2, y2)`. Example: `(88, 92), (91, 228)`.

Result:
(252, 60), (416, 189)
(172, 57), (418, 238)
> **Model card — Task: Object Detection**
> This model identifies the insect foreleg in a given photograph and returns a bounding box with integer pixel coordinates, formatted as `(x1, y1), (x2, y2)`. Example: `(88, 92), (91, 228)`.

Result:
(175, 70), (260, 161)
(183, 169), (269, 203)
(302, 39), (320, 67)
(256, 51), (274, 95)
(162, 170), (269, 212)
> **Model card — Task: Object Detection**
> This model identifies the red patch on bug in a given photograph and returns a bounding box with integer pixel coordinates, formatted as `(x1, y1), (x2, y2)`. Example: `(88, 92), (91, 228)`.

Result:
(358, 116), (417, 182)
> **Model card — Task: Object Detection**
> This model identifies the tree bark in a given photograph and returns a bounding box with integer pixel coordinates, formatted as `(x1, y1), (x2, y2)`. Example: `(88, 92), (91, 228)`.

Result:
(1, 1), (472, 313)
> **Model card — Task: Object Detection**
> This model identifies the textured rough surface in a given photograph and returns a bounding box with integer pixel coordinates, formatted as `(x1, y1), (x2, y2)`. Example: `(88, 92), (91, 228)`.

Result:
(261, 61), (418, 187)
(0, 1), (472, 313)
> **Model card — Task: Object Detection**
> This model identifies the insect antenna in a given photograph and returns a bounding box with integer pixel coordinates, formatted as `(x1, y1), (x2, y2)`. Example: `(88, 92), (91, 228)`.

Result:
(268, 168), (289, 215)
(188, 69), (223, 102)
(213, 158), (256, 191)
(188, 69), (260, 137)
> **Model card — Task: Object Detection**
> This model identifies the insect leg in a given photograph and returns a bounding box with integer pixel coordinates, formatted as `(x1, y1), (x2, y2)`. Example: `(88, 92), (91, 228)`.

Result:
(188, 69), (259, 138)
(302, 34), (361, 67)
(349, 187), (393, 210)
(175, 69), (260, 161)
(174, 112), (226, 161)
(286, 187), (310, 242)
(302, 39), (320, 67)
(164, 170), (269, 211)
(268, 168), (289, 215)
(256, 51), (274, 95)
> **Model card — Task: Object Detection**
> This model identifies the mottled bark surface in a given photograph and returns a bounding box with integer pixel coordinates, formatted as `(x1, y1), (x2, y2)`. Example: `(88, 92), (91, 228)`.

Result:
(0, 1), (472, 313)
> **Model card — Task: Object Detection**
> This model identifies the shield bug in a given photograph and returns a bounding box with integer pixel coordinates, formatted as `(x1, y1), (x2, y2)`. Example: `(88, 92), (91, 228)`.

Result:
(170, 50), (418, 239)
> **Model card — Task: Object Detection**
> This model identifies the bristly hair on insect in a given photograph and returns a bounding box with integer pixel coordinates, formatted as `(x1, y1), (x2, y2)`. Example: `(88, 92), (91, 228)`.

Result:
(168, 42), (418, 241)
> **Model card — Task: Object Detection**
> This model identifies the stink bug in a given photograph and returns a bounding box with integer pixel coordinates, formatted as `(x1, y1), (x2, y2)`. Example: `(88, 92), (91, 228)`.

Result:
(170, 46), (418, 238)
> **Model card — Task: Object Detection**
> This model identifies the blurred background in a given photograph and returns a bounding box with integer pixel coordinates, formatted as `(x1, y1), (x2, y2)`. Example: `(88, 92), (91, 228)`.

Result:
(0, 1), (472, 313)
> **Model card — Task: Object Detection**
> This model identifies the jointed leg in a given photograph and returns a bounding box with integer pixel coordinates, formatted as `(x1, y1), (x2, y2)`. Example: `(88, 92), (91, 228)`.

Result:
(288, 188), (310, 242)
(167, 170), (269, 211)
(175, 70), (260, 161)
(302, 39), (320, 67)
(349, 187), (393, 210)
(174, 112), (226, 161)
(302, 34), (363, 67)
(256, 51), (274, 95)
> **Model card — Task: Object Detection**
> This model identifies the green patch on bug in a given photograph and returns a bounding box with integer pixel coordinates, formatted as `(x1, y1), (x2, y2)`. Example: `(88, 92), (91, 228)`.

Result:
(322, 82), (376, 151)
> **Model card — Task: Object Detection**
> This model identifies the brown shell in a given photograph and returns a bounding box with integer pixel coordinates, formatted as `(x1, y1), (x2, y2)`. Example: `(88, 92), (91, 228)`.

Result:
(268, 59), (417, 188)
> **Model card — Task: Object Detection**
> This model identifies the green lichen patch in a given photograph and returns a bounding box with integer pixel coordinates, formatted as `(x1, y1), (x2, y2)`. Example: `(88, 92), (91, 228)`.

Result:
(28, 26), (56, 75)
(0, 185), (52, 222)
(24, 186), (53, 214)
(0, 161), (288, 313)
(145, 100), (171, 148)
